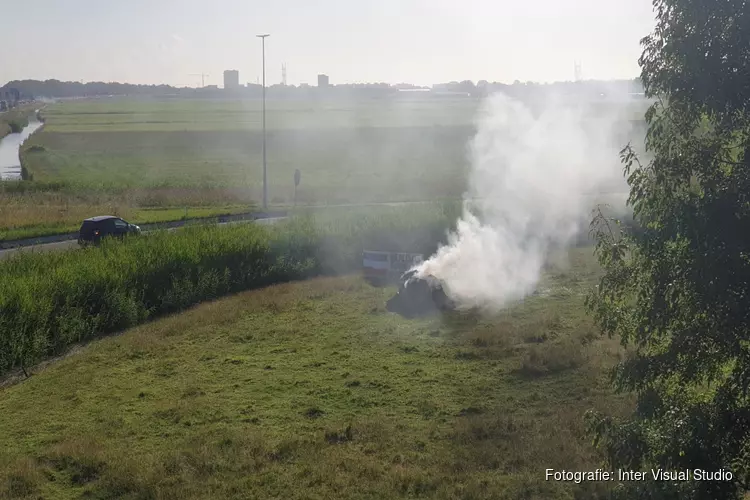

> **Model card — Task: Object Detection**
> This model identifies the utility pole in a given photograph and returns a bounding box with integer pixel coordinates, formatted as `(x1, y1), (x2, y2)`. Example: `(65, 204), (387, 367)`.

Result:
(257, 34), (270, 210)
(189, 73), (210, 87)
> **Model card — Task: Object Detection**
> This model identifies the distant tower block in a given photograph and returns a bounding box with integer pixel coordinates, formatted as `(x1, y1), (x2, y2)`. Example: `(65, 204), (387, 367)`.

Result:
(224, 69), (240, 90)
(574, 61), (583, 82)
(282, 64), (287, 86)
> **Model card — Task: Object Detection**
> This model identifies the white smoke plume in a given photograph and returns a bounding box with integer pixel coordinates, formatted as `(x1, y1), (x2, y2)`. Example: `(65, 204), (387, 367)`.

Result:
(415, 91), (631, 310)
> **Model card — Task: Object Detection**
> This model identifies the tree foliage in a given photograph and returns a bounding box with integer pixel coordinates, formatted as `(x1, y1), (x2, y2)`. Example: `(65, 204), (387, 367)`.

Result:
(586, 0), (750, 498)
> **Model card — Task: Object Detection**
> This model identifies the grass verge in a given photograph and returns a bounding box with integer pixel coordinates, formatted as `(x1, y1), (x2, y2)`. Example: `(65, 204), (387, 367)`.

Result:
(0, 204), (256, 242)
(0, 182), (263, 242)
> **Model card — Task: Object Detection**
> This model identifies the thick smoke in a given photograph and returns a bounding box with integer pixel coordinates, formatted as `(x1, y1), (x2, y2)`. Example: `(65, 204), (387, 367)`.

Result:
(415, 91), (631, 310)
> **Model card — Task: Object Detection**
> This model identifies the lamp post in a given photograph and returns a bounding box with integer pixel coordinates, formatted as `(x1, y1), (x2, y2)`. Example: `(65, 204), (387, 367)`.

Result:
(256, 34), (270, 210)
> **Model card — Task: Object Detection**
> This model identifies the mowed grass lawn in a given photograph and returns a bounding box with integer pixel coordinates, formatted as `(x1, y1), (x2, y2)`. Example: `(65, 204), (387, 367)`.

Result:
(0, 247), (631, 500)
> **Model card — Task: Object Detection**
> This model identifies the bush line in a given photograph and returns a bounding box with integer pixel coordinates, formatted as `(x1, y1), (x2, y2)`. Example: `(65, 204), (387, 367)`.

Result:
(0, 205), (459, 376)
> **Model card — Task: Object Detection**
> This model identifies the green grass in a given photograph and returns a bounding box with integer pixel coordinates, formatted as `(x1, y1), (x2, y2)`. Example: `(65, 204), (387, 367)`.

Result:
(0, 205), (458, 375)
(10, 98), (479, 240)
(0, 183), (263, 242)
(21, 125), (473, 201)
(0, 246), (631, 499)
(0, 205), (255, 242)
(9, 96), (647, 240)
(21, 98), (647, 196)
(38, 98), (481, 132)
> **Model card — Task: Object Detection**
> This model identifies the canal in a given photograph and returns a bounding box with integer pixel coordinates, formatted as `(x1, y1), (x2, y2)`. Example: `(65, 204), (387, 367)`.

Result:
(0, 115), (44, 180)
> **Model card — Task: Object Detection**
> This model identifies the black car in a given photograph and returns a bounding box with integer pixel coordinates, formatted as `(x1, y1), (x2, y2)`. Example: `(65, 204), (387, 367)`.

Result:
(385, 269), (455, 316)
(78, 216), (141, 245)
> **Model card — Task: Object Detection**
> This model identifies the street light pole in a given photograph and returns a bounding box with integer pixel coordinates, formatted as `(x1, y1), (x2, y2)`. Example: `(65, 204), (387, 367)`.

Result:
(256, 34), (270, 211)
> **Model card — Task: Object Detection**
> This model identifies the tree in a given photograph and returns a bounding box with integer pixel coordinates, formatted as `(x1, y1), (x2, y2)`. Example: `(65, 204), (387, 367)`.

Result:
(586, 0), (750, 498)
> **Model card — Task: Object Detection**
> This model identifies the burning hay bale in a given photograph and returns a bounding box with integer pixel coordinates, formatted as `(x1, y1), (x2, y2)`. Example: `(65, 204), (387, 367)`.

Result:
(386, 269), (456, 317)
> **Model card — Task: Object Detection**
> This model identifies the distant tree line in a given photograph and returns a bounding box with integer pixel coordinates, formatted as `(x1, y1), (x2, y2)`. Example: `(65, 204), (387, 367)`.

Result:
(0, 80), (181, 99)
(0, 78), (643, 101)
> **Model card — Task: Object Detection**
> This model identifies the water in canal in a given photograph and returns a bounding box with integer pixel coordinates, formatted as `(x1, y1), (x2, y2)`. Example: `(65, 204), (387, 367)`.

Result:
(0, 116), (44, 180)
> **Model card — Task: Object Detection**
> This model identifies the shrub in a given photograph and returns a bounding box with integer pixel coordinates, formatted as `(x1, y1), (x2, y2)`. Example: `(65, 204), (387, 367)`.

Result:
(8, 120), (23, 134)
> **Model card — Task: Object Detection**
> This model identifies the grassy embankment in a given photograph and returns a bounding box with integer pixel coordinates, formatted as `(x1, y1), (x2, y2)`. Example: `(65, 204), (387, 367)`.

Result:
(0, 222), (631, 499)
(0, 204), (459, 377)
(4, 97), (648, 241)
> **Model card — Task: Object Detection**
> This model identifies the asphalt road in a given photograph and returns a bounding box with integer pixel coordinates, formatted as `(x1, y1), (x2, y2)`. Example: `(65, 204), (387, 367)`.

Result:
(0, 216), (286, 260)
(0, 201), (440, 260)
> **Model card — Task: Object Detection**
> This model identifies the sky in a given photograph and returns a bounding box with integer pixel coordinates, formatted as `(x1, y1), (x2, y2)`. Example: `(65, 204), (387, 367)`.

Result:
(2, 0), (657, 87)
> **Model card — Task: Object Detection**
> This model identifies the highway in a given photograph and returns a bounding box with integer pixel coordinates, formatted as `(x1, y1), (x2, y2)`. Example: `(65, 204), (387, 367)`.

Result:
(0, 216), (286, 260)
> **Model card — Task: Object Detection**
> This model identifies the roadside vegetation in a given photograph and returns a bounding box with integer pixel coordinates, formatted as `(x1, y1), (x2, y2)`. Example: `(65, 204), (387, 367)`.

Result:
(0, 182), (257, 241)
(0, 204), (458, 377)
(0, 243), (630, 500)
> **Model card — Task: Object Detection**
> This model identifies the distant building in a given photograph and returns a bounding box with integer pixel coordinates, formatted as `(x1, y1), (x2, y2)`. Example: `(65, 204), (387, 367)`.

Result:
(223, 70), (240, 90)
(317, 74), (329, 87)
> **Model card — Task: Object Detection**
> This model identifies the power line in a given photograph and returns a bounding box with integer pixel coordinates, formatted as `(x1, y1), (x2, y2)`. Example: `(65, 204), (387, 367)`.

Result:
(574, 61), (583, 82)
(188, 73), (210, 87)
(256, 34), (270, 210)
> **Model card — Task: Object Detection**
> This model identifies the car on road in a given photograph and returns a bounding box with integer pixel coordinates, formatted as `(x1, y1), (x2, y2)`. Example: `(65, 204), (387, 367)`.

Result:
(78, 215), (141, 245)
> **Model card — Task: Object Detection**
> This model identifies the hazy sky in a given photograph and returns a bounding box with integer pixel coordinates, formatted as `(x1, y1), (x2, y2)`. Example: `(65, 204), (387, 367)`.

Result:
(3, 0), (656, 87)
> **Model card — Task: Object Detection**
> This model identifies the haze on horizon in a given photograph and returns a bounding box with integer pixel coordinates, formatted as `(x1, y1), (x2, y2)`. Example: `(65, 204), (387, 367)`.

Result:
(3, 0), (656, 88)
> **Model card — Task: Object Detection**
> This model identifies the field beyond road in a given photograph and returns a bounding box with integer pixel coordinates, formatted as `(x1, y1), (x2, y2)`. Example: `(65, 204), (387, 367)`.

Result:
(4, 97), (647, 241)
(23, 98), (478, 202)
(5, 98), (481, 241)
(0, 246), (631, 500)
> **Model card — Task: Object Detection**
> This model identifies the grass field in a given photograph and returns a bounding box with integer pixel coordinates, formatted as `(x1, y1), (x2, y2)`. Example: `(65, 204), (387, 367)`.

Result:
(38, 98), (481, 133)
(6, 98), (478, 241)
(5, 96), (647, 241)
(24, 98), (478, 201)
(22, 125), (471, 200)
(0, 245), (632, 500)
